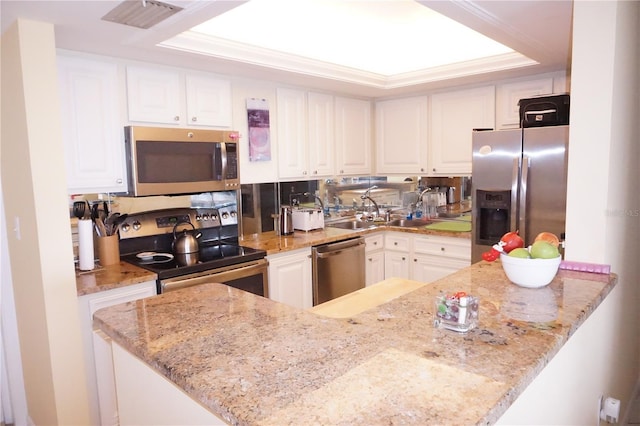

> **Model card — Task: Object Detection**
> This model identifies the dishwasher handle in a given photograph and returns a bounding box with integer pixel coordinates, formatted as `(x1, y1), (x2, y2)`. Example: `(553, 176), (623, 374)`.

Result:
(314, 237), (365, 257)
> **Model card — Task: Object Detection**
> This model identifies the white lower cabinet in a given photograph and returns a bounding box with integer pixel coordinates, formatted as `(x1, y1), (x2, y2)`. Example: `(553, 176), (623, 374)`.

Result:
(365, 233), (385, 286)
(78, 281), (156, 426)
(104, 339), (226, 425)
(384, 232), (412, 280)
(267, 248), (313, 309)
(411, 234), (471, 282)
(384, 232), (471, 282)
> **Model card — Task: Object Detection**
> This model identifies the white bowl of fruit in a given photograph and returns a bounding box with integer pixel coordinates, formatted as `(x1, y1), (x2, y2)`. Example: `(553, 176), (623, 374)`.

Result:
(484, 232), (562, 288)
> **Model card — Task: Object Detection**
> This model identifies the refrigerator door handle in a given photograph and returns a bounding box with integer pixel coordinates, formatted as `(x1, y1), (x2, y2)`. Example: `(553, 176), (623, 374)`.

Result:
(519, 156), (530, 237)
(510, 157), (520, 233)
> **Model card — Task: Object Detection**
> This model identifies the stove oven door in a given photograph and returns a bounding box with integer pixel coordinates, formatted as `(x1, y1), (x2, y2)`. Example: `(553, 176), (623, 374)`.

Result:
(160, 259), (268, 297)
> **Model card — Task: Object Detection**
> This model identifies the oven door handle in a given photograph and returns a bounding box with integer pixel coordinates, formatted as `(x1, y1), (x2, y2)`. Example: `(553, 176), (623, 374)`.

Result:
(161, 260), (267, 293)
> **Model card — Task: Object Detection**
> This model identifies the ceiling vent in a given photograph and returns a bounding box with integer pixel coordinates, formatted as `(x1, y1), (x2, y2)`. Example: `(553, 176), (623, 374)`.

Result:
(102, 0), (183, 29)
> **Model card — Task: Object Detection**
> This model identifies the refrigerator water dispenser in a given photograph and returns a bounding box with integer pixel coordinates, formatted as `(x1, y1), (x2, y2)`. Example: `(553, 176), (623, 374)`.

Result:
(476, 190), (511, 246)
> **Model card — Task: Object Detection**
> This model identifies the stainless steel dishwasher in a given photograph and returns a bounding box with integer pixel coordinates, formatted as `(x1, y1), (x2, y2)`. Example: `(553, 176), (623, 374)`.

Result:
(312, 237), (366, 306)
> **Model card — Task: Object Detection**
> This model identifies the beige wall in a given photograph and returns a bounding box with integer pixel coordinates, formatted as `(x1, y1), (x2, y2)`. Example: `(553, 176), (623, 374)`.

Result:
(485, 3), (639, 421)
(1, 20), (90, 424)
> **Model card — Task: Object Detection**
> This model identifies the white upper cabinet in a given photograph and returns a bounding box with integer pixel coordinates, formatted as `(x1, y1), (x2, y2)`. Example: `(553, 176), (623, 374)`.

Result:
(185, 74), (232, 127)
(496, 78), (553, 129)
(334, 96), (372, 176)
(276, 88), (308, 179)
(429, 86), (495, 175)
(126, 66), (231, 128)
(58, 55), (127, 194)
(375, 96), (429, 174)
(126, 66), (182, 125)
(276, 89), (336, 180)
(307, 92), (335, 177)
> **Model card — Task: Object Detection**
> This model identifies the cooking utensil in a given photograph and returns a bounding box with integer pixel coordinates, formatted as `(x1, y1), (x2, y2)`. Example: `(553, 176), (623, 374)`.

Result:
(73, 201), (86, 219)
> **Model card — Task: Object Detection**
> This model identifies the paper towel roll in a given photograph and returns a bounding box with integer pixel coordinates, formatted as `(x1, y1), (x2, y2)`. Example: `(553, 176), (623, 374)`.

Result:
(78, 219), (95, 271)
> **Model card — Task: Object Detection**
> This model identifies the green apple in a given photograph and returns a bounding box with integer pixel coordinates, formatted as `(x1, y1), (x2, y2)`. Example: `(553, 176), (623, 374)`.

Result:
(530, 241), (560, 259)
(508, 247), (531, 258)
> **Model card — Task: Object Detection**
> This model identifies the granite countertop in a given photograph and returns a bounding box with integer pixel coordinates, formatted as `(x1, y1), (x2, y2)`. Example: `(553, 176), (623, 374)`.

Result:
(93, 260), (617, 425)
(240, 222), (470, 255)
(75, 262), (157, 296)
(76, 221), (468, 296)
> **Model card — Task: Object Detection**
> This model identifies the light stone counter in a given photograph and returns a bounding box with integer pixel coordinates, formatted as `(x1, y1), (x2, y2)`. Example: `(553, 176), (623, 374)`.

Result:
(240, 222), (470, 255)
(93, 260), (616, 425)
(75, 261), (157, 296)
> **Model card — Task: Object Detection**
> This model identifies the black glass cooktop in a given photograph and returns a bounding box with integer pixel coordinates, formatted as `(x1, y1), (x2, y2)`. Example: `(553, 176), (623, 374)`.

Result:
(121, 241), (266, 280)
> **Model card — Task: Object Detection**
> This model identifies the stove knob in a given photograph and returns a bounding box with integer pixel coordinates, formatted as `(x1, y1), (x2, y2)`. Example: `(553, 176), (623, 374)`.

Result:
(221, 212), (229, 219)
(230, 211), (237, 217)
(202, 213), (210, 221)
(132, 220), (142, 231)
(195, 214), (202, 221)
(212, 214), (219, 221)
(121, 223), (130, 233)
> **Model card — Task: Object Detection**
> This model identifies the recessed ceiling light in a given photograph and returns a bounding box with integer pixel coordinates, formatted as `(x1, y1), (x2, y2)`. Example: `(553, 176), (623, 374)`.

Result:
(159, 0), (537, 88)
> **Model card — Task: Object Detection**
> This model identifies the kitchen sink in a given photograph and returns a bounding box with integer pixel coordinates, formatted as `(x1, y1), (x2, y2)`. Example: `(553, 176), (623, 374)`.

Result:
(385, 219), (432, 228)
(327, 220), (379, 230)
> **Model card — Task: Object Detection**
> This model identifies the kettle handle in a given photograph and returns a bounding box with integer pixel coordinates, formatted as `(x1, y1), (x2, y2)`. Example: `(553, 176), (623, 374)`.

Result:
(173, 220), (195, 239)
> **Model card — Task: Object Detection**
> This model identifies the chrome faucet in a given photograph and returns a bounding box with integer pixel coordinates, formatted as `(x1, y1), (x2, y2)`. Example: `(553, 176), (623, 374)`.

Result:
(303, 192), (329, 217)
(360, 195), (380, 216)
(363, 185), (378, 198)
(416, 187), (432, 208)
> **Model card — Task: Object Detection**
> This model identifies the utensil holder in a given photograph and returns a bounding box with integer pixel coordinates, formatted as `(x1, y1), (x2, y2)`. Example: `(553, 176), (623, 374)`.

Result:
(98, 234), (120, 266)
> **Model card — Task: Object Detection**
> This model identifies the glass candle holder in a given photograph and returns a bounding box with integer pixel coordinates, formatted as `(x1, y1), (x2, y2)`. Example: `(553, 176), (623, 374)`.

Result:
(434, 293), (479, 333)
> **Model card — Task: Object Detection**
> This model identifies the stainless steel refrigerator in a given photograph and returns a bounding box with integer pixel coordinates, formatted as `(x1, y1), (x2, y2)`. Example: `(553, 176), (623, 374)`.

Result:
(471, 125), (569, 262)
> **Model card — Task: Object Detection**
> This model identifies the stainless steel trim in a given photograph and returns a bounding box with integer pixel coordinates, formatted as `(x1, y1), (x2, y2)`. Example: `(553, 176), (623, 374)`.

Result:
(510, 157), (520, 233)
(161, 259), (268, 295)
(519, 155), (530, 236)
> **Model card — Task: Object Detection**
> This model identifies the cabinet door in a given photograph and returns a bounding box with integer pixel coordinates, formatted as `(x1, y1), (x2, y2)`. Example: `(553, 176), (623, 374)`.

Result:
(126, 66), (182, 124)
(185, 74), (232, 128)
(58, 55), (127, 194)
(267, 248), (312, 309)
(307, 92), (335, 177)
(335, 96), (372, 175)
(276, 88), (308, 179)
(496, 78), (553, 129)
(412, 254), (469, 283)
(366, 250), (385, 286)
(375, 96), (428, 174)
(384, 251), (410, 280)
(429, 86), (495, 175)
(78, 281), (156, 426)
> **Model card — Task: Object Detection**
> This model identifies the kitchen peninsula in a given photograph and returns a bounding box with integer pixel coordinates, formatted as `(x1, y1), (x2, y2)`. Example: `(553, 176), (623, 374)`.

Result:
(93, 260), (616, 425)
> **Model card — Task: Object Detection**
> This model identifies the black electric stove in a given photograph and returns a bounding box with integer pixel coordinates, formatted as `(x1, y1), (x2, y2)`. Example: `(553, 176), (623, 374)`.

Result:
(118, 207), (267, 291)
(120, 240), (266, 280)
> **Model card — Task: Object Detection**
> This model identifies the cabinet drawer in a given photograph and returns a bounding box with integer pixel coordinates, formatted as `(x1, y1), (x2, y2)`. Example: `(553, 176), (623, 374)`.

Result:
(385, 233), (411, 251)
(365, 233), (384, 252)
(413, 235), (471, 260)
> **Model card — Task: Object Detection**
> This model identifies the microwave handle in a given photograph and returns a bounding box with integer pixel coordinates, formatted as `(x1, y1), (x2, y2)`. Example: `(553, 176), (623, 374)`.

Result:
(220, 142), (228, 183)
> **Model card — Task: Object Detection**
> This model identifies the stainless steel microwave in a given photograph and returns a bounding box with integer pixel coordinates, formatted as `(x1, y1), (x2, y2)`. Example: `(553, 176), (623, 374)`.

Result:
(124, 126), (240, 197)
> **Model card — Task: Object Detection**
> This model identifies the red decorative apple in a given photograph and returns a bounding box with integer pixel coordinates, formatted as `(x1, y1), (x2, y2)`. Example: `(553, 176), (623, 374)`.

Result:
(499, 231), (525, 253)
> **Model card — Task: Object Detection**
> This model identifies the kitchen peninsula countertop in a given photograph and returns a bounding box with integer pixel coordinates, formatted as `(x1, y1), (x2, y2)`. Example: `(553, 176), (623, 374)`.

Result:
(93, 260), (617, 425)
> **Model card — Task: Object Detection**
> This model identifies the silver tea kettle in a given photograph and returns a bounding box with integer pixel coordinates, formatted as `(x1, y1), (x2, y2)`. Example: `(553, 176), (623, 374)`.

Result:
(172, 221), (201, 266)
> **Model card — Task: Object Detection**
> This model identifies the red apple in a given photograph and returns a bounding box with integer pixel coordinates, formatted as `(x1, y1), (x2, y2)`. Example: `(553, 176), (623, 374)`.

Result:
(500, 231), (525, 253)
